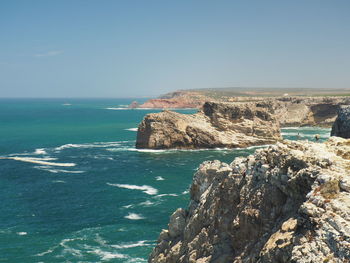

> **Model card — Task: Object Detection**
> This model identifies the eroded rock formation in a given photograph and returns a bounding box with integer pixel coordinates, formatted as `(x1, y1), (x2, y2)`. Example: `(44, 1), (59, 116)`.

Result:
(273, 97), (350, 127)
(149, 137), (350, 263)
(136, 102), (281, 149)
(331, 105), (350, 138)
(133, 91), (350, 127)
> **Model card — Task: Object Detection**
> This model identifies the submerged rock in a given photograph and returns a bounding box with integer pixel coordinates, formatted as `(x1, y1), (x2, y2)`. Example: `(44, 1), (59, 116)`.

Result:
(331, 105), (350, 138)
(136, 102), (281, 149)
(149, 137), (350, 263)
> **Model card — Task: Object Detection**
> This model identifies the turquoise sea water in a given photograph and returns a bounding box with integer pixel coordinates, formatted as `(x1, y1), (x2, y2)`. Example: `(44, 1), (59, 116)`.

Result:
(0, 99), (331, 263)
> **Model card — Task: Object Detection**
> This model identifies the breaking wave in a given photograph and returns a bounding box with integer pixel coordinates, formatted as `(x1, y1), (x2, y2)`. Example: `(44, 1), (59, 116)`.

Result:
(0, 156), (75, 167)
(106, 183), (158, 195)
(124, 213), (145, 220)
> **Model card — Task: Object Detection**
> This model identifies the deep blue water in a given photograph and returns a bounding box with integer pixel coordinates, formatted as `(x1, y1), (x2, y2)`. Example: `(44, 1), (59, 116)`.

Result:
(0, 99), (331, 262)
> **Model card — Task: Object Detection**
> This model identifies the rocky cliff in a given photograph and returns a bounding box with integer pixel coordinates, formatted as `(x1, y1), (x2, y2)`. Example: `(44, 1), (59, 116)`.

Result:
(273, 97), (350, 127)
(331, 106), (350, 138)
(136, 102), (281, 149)
(149, 137), (350, 263)
(132, 92), (350, 127)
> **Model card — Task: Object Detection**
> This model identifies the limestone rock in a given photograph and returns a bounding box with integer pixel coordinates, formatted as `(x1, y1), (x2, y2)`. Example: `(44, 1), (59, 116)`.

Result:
(331, 105), (350, 138)
(149, 137), (350, 263)
(136, 102), (281, 149)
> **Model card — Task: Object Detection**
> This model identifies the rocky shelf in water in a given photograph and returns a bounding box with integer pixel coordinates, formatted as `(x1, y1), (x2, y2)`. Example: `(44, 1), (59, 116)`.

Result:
(136, 101), (282, 149)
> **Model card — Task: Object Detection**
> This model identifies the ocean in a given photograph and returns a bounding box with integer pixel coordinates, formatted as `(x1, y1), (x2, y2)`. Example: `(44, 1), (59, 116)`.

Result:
(0, 99), (331, 263)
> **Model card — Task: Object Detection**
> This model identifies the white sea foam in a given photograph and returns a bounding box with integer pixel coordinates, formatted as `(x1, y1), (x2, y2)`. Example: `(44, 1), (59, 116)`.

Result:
(105, 107), (129, 110)
(125, 128), (138, 131)
(55, 141), (123, 151)
(155, 193), (179, 198)
(139, 200), (155, 206)
(62, 103), (72, 106)
(155, 176), (165, 181)
(17, 232), (27, 236)
(281, 132), (329, 138)
(111, 240), (153, 249)
(107, 183), (158, 195)
(0, 157), (75, 167)
(91, 249), (127, 260)
(34, 148), (47, 155)
(52, 180), (66, 183)
(182, 190), (189, 195)
(124, 213), (145, 220)
(122, 204), (133, 209)
(44, 168), (84, 174)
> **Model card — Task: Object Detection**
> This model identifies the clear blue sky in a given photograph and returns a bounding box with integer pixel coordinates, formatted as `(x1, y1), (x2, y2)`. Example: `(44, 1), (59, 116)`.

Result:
(1, 0), (349, 98)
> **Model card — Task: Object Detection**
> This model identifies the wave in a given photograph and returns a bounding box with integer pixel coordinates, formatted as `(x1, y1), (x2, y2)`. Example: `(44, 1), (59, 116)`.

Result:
(0, 157), (75, 167)
(125, 128), (138, 131)
(105, 107), (130, 110)
(52, 180), (66, 183)
(55, 141), (125, 151)
(155, 193), (179, 198)
(138, 200), (155, 206)
(107, 183), (158, 195)
(155, 176), (165, 181)
(90, 249), (127, 260)
(16, 232), (27, 236)
(35, 166), (85, 173)
(124, 213), (145, 220)
(34, 148), (47, 155)
(111, 240), (154, 249)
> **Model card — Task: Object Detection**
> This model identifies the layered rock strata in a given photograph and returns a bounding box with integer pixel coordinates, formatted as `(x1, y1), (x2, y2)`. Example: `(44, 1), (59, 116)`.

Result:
(133, 93), (350, 127)
(136, 102), (281, 149)
(331, 105), (350, 138)
(272, 97), (350, 127)
(149, 137), (350, 263)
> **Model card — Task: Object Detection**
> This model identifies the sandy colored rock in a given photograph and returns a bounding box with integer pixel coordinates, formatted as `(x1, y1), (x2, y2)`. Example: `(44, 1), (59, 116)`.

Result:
(149, 137), (350, 263)
(136, 101), (281, 149)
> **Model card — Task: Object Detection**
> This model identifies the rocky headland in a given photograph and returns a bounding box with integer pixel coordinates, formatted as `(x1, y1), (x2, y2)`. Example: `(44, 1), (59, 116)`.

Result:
(131, 91), (208, 109)
(331, 106), (350, 138)
(136, 101), (282, 149)
(149, 137), (350, 263)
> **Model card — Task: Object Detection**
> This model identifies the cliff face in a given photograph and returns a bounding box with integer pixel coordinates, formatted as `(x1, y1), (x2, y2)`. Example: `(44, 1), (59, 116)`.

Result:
(273, 97), (350, 127)
(331, 106), (350, 138)
(136, 102), (281, 149)
(133, 93), (350, 127)
(149, 137), (350, 263)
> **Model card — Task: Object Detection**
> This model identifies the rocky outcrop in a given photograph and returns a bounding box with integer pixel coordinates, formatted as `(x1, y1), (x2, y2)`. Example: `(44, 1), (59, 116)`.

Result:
(149, 137), (350, 263)
(331, 106), (350, 138)
(138, 91), (209, 109)
(128, 101), (140, 108)
(136, 102), (281, 149)
(133, 89), (350, 127)
(273, 97), (350, 127)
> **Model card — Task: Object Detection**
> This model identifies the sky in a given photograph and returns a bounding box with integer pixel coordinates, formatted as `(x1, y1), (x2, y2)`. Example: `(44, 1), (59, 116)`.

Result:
(0, 0), (350, 98)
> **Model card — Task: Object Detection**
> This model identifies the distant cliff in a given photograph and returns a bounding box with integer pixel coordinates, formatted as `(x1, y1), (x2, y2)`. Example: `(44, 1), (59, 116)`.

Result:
(149, 137), (350, 262)
(132, 90), (350, 127)
(136, 101), (281, 149)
